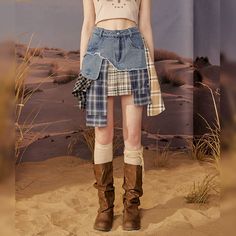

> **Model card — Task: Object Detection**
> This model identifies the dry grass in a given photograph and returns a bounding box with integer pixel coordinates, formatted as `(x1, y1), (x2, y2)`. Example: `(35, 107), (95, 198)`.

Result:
(159, 66), (185, 87)
(15, 37), (48, 164)
(185, 137), (209, 161)
(184, 173), (219, 204)
(154, 142), (171, 168)
(154, 49), (187, 64)
(81, 128), (95, 157)
(15, 54), (39, 163)
(29, 47), (44, 58)
(186, 82), (221, 171)
(48, 62), (59, 77)
(183, 83), (221, 205)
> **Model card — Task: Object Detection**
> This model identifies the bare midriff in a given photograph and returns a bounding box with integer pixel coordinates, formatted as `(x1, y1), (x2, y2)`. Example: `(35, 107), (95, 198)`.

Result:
(95, 18), (137, 30)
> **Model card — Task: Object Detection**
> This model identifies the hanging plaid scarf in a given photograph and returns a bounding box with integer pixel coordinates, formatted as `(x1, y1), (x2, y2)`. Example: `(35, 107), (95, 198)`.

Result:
(72, 73), (93, 110)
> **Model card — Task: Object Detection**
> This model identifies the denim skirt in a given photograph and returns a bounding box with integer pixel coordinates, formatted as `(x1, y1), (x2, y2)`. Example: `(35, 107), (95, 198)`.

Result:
(72, 26), (154, 127)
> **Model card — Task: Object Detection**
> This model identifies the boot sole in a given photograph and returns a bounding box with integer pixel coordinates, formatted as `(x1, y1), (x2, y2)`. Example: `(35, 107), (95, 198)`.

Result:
(122, 218), (141, 230)
(94, 225), (112, 232)
(123, 226), (140, 231)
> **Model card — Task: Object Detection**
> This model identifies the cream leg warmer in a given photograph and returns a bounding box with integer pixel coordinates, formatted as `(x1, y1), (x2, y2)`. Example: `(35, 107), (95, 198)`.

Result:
(124, 145), (145, 178)
(94, 139), (113, 164)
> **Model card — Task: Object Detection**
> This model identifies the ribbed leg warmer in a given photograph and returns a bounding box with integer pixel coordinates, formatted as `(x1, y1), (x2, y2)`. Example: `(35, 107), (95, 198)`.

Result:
(123, 145), (145, 178)
(94, 139), (113, 164)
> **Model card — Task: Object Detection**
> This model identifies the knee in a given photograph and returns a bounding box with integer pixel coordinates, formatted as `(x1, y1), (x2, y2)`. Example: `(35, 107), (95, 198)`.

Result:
(95, 127), (114, 144)
(125, 128), (141, 147)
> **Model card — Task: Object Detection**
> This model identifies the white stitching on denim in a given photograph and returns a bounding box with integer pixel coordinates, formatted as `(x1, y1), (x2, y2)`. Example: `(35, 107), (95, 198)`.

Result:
(86, 51), (148, 72)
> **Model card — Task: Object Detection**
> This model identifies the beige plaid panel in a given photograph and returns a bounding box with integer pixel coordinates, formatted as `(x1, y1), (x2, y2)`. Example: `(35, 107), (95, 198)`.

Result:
(142, 37), (166, 116)
(107, 62), (132, 96)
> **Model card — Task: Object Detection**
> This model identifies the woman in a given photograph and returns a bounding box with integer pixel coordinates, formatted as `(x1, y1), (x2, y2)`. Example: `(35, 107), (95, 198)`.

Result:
(72, 0), (165, 231)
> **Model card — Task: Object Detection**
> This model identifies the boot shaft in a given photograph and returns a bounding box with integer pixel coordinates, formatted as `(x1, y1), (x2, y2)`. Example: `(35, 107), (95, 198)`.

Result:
(93, 161), (115, 212)
(122, 163), (143, 206)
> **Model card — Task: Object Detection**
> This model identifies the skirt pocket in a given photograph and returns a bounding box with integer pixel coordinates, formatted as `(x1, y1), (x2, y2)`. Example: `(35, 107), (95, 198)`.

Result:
(127, 33), (145, 50)
(81, 53), (103, 80)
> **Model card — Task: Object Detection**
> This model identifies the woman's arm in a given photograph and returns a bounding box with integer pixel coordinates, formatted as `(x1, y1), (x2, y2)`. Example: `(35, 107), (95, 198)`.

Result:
(80, 0), (95, 69)
(138, 0), (155, 62)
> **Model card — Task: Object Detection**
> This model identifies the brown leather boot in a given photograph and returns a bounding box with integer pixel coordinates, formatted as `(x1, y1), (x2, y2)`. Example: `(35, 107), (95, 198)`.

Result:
(93, 161), (115, 231)
(122, 163), (143, 231)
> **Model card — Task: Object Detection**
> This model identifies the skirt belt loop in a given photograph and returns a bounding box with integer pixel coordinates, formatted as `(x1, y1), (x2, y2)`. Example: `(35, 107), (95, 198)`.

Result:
(128, 28), (133, 37)
(99, 28), (104, 37)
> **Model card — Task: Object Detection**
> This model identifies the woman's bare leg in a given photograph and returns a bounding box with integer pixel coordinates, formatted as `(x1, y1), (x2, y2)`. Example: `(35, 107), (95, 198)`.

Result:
(121, 95), (143, 150)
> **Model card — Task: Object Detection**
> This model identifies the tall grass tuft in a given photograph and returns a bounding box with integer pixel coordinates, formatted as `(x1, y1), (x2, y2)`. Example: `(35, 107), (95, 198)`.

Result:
(15, 37), (44, 164)
(154, 142), (171, 168)
(81, 128), (95, 158)
(184, 173), (219, 204)
(186, 82), (221, 171)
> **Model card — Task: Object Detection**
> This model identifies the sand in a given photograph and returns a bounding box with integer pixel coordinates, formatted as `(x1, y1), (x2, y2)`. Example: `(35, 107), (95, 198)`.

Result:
(16, 151), (220, 236)
(13, 44), (223, 235)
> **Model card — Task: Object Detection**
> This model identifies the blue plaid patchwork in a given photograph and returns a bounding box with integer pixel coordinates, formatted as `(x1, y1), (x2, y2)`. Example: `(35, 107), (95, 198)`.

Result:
(129, 69), (151, 106)
(85, 59), (151, 127)
(86, 59), (108, 116)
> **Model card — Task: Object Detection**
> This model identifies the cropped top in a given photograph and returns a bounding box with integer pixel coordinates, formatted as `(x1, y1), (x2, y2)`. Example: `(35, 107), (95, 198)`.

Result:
(93, 0), (141, 25)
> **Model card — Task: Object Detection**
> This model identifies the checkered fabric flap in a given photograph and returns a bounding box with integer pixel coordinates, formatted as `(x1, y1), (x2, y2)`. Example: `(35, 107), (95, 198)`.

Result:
(141, 36), (166, 116)
(72, 73), (92, 96)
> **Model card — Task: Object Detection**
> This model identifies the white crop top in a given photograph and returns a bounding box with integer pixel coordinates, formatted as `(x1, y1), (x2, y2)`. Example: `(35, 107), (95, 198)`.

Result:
(93, 0), (141, 25)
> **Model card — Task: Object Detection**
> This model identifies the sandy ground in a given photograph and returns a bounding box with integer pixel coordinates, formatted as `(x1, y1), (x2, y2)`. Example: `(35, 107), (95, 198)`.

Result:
(16, 151), (220, 236)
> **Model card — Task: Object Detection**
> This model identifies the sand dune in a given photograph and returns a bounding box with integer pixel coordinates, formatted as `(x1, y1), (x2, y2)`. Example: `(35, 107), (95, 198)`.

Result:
(16, 152), (220, 235)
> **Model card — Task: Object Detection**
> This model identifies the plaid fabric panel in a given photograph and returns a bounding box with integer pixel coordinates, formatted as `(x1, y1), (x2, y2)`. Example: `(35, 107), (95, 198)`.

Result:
(141, 37), (166, 116)
(85, 59), (152, 127)
(72, 73), (93, 110)
(86, 59), (109, 117)
(107, 62), (151, 106)
(86, 60), (109, 127)
(129, 68), (151, 106)
(107, 63), (132, 96)
(86, 114), (107, 127)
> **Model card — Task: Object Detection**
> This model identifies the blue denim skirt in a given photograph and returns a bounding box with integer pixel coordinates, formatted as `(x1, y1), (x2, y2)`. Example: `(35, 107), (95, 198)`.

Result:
(74, 26), (152, 127)
(81, 26), (148, 80)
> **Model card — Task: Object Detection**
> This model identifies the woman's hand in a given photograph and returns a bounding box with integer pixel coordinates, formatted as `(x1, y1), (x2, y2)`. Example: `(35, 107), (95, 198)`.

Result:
(138, 0), (155, 62)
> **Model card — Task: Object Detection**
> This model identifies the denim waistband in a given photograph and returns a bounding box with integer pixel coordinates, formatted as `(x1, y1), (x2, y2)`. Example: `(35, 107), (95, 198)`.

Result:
(93, 26), (140, 37)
